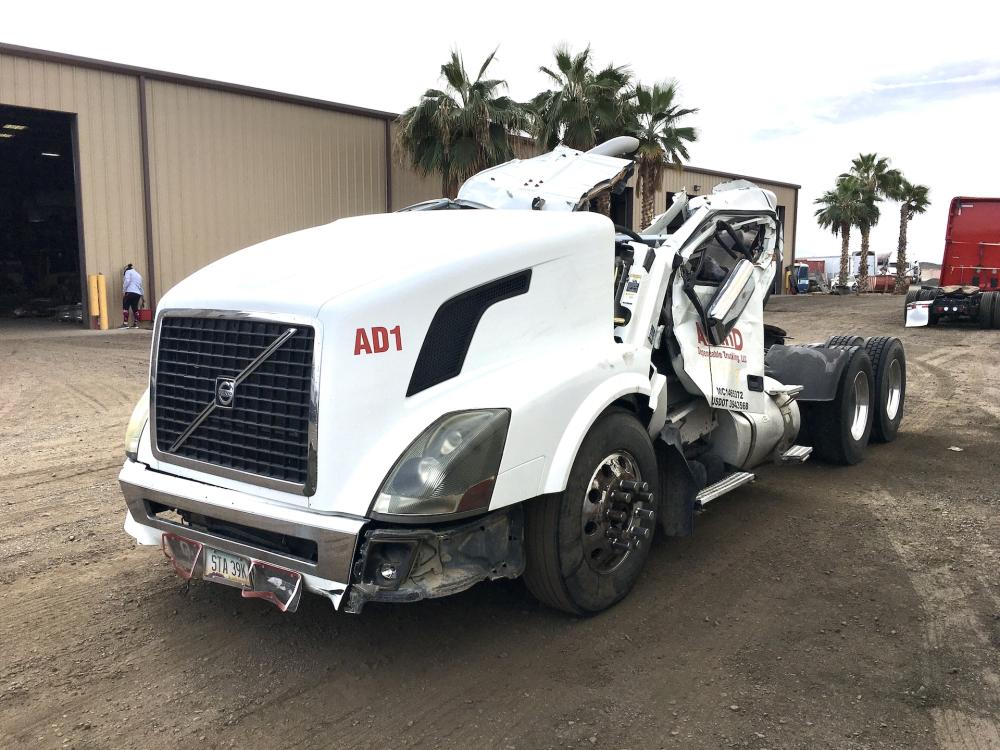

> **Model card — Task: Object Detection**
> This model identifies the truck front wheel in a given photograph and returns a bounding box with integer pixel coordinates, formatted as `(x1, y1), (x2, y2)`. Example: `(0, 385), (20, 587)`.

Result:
(523, 410), (659, 615)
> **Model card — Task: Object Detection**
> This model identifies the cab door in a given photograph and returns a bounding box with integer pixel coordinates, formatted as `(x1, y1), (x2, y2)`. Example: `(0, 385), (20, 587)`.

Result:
(670, 212), (779, 415)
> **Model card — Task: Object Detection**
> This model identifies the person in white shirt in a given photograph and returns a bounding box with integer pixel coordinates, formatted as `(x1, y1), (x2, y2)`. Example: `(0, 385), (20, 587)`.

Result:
(122, 264), (144, 328)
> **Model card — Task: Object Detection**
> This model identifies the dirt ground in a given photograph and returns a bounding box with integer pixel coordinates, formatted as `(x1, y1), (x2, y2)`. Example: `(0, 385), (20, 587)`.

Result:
(1, 295), (998, 750)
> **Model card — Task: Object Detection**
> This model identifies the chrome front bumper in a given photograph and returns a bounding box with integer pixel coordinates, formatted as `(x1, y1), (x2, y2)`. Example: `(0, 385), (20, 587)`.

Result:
(119, 460), (363, 601)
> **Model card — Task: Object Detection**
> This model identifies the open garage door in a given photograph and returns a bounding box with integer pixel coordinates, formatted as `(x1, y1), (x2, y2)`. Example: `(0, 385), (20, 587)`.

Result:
(0, 104), (84, 325)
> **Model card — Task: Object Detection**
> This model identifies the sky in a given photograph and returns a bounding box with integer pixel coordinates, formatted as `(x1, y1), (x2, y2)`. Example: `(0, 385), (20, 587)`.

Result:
(4, 0), (1000, 263)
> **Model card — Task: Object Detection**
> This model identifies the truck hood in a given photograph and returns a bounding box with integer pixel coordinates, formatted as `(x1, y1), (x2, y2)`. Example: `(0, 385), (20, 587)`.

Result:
(148, 210), (615, 516)
(457, 145), (634, 212)
(159, 210), (617, 316)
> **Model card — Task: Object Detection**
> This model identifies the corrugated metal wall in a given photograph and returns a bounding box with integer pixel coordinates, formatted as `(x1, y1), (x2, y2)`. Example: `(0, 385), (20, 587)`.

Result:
(0, 52), (146, 314)
(1, 46), (799, 316)
(146, 81), (388, 295)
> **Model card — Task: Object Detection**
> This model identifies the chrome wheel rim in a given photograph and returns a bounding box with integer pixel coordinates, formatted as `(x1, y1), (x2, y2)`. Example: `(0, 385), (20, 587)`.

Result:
(885, 359), (902, 421)
(580, 451), (653, 575)
(850, 371), (871, 441)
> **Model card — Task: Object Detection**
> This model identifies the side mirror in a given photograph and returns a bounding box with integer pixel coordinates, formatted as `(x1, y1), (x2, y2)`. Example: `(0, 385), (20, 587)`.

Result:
(705, 259), (756, 345)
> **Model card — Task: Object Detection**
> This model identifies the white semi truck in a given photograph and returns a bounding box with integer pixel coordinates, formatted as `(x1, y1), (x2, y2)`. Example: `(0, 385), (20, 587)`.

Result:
(120, 138), (906, 615)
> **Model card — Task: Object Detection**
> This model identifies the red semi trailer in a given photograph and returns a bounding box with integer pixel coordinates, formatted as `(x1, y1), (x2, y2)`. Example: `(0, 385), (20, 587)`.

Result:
(905, 197), (1000, 327)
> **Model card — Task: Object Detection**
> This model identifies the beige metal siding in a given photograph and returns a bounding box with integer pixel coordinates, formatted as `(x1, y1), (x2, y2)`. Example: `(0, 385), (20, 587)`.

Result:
(2, 45), (801, 310)
(390, 163), (441, 211)
(0, 52), (146, 314)
(145, 81), (388, 296)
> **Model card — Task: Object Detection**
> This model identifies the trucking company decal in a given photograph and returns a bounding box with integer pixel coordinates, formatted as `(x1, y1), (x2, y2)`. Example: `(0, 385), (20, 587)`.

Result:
(694, 324), (748, 365)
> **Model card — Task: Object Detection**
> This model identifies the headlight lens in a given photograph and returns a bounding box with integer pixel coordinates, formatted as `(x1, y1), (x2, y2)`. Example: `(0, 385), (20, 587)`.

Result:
(125, 388), (150, 461)
(372, 409), (510, 517)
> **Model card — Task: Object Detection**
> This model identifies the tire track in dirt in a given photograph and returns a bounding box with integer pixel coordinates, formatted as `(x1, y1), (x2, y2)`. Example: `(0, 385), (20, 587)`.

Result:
(902, 356), (951, 432)
(59, 381), (109, 414)
(2, 296), (997, 750)
(865, 488), (1000, 750)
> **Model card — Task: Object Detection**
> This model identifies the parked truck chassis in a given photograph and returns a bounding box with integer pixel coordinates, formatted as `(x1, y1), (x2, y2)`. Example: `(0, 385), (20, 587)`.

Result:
(120, 138), (908, 615)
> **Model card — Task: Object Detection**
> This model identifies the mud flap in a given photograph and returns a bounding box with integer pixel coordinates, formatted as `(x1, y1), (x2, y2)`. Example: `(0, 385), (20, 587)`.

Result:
(656, 441), (698, 537)
(905, 301), (931, 327)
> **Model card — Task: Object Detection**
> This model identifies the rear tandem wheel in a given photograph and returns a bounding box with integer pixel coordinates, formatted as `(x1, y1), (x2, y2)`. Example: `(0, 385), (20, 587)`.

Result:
(977, 291), (995, 329)
(863, 336), (906, 443)
(799, 346), (875, 465)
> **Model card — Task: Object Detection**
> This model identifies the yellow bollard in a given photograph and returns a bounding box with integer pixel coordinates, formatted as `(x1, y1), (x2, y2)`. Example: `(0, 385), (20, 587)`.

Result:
(87, 274), (100, 318)
(97, 274), (109, 331)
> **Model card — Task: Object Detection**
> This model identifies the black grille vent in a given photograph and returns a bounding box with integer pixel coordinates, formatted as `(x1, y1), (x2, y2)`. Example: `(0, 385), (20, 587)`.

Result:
(407, 270), (531, 396)
(154, 317), (315, 487)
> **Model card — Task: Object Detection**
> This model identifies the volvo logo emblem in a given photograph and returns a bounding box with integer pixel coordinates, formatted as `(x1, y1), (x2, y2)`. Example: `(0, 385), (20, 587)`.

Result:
(215, 377), (236, 408)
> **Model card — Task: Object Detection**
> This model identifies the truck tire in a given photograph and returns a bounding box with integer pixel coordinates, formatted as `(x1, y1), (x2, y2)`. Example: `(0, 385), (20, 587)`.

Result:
(863, 336), (905, 443)
(799, 347), (874, 465)
(992, 293), (1000, 329)
(826, 334), (865, 347)
(523, 410), (659, 615)
(904, 289), (919, 323)
(977, 292), (995, 329)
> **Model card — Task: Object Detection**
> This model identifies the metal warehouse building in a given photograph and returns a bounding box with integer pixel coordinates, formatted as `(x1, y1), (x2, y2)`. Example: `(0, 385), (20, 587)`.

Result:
(0, 43), (799, 324)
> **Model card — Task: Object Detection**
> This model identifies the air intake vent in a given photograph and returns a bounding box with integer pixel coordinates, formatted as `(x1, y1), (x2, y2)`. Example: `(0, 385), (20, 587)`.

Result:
(407, 270), (532, 396)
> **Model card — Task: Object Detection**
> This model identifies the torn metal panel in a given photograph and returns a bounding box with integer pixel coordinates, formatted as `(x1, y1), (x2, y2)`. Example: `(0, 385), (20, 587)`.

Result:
(457, 145), (634, 211)
(343, 506), (524, 614)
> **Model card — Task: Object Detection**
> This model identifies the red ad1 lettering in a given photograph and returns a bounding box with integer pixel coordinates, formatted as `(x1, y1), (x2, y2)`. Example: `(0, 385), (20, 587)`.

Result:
(355, 326), (402, 355)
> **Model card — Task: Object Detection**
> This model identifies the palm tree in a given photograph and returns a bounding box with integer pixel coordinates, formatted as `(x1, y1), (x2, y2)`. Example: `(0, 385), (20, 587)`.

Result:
(529, 46), (632, 151)
(396, 49), (529, 198)
(815, 177), (865, 287)
(891, 178), (931, 293)
(840, 154), (901, 292)
(529, 46), (631, 216)
(629, 81), (698, 229)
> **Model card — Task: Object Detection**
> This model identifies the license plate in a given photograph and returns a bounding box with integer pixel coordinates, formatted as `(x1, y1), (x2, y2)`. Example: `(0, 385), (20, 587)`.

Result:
(203, 547), (252, 588)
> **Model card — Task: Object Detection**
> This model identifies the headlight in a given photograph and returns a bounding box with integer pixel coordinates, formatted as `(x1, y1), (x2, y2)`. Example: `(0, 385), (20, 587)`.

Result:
(125, 388), (150, 461)
(372, 409), (510, 518)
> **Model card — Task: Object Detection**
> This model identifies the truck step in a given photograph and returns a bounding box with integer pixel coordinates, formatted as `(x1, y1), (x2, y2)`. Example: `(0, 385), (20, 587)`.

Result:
(779, 444), (813, 463)
(696, 471), (755, 507)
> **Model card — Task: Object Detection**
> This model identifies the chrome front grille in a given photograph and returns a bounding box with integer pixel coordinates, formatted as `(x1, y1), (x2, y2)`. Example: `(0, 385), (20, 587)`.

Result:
(152, 314), (316, 491)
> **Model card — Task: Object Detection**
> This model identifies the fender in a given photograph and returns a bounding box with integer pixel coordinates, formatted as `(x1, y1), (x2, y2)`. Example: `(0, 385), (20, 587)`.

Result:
(763, 344), (852, 402)
(540, 371), (652, 495)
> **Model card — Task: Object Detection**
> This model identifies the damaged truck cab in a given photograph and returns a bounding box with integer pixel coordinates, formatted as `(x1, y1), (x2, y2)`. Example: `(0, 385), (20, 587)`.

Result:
(121, 138), (907, 615)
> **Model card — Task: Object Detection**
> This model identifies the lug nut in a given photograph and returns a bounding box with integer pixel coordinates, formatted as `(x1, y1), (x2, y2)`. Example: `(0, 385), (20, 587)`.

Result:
(634, 508), (655, 522)
(620, 480), (650, 493)
(609, 491), (633, 503)
(605, 510), (627, 522)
